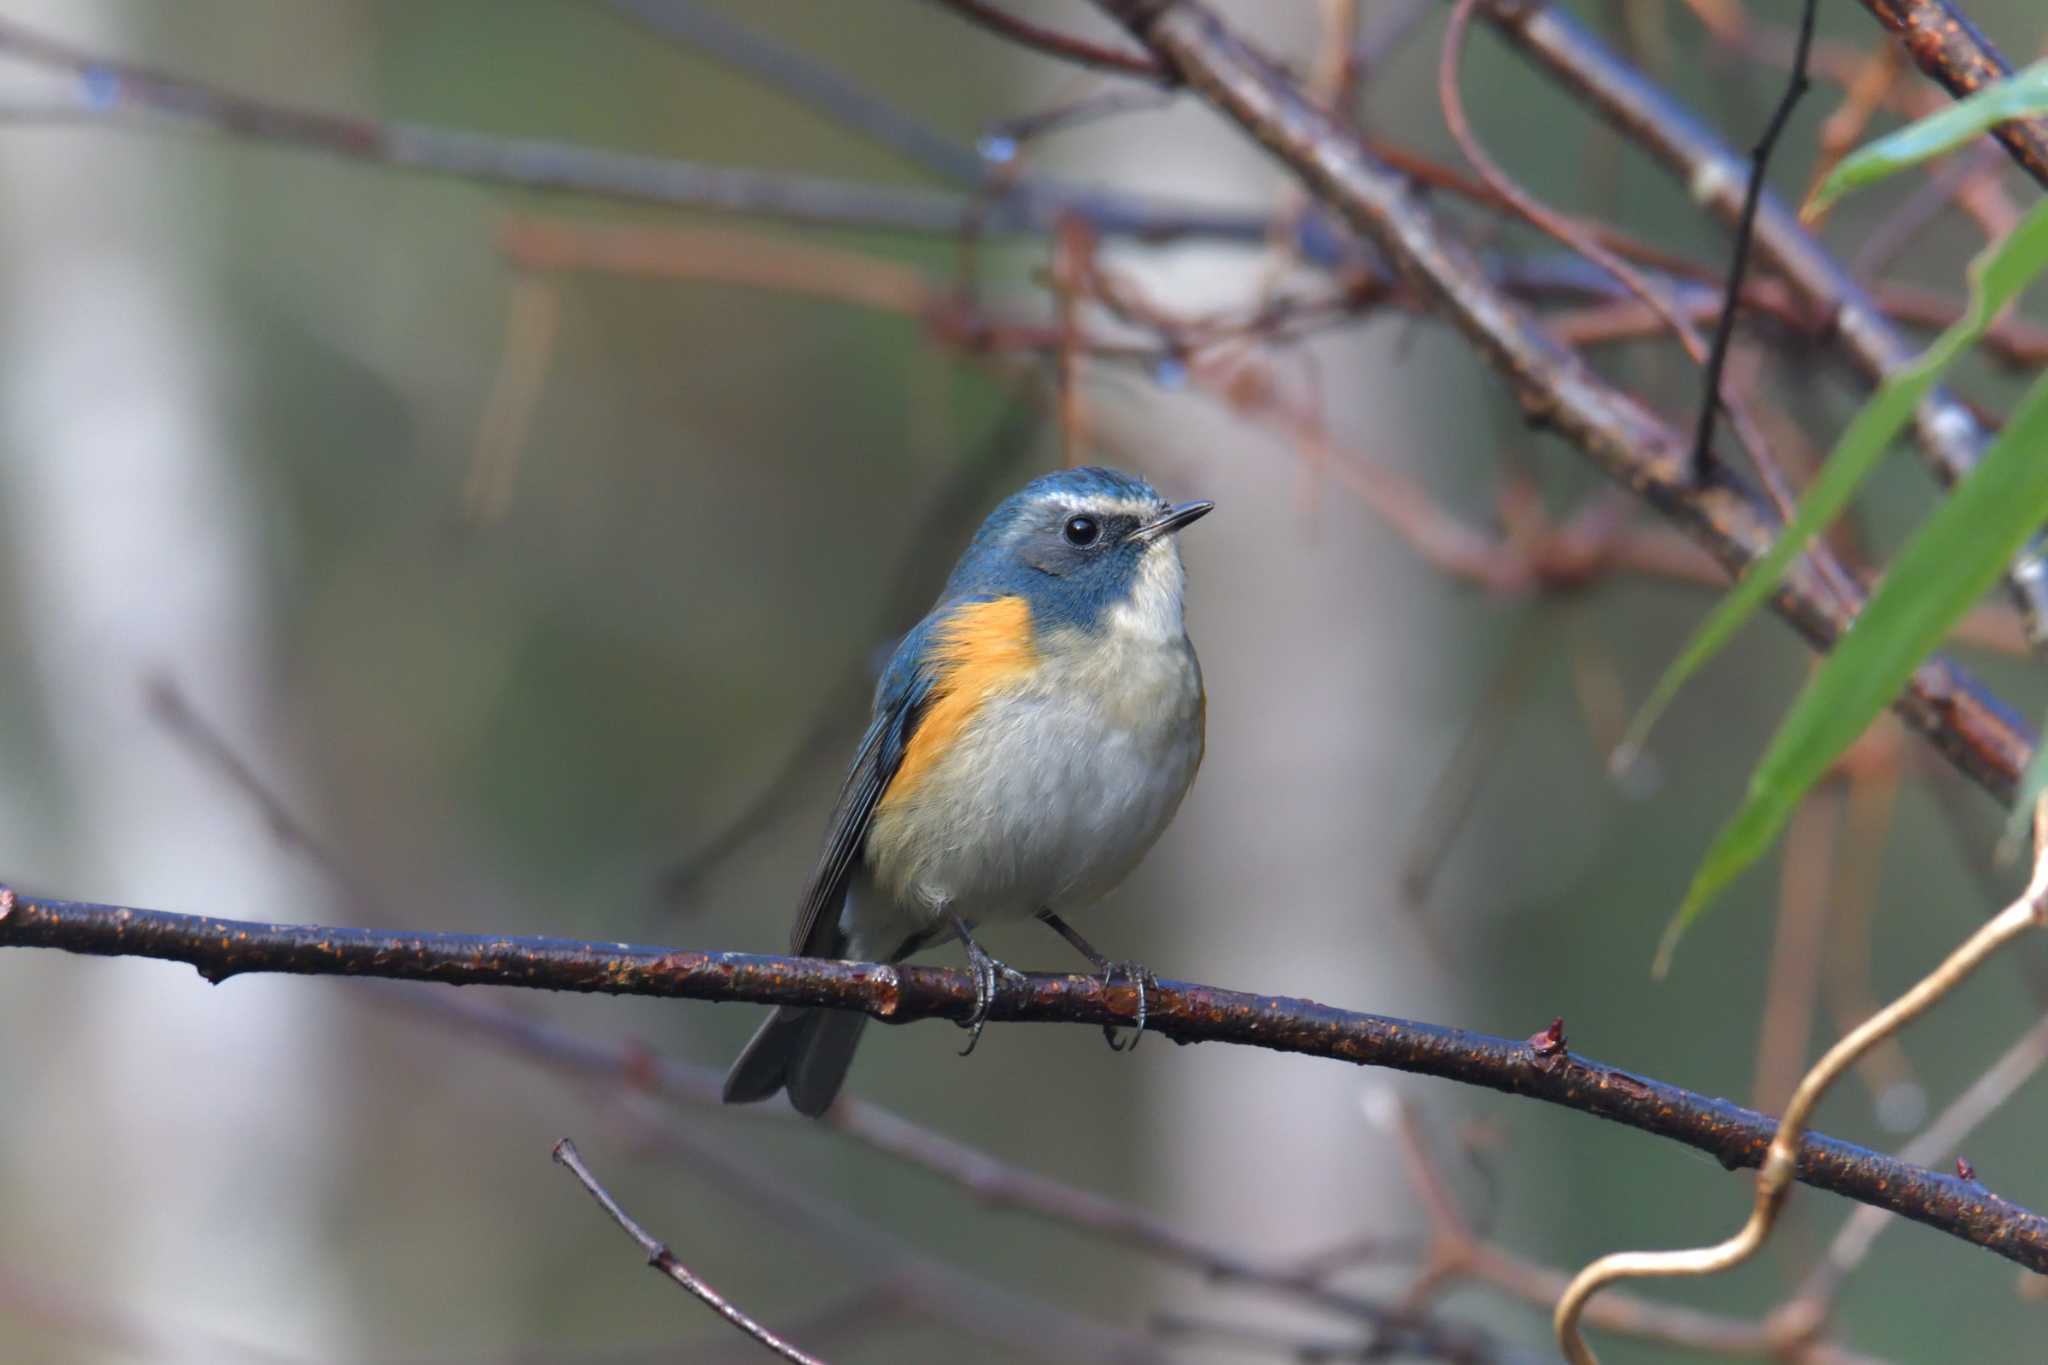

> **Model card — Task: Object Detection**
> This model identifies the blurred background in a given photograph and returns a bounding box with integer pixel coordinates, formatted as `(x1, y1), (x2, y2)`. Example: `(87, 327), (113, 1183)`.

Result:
(2, 1), (2046, 1360)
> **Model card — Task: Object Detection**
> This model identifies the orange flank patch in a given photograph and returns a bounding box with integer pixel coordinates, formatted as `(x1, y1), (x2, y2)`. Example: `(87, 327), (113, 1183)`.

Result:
(883, 596), (1039, 807)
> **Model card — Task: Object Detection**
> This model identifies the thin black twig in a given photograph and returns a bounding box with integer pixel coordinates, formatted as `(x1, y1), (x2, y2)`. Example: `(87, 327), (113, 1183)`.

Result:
(1689, 0), (1817, 484)
(552, 1139), (827, 1365)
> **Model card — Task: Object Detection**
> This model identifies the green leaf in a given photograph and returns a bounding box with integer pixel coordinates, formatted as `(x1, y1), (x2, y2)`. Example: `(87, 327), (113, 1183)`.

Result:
(1657, 365), (2048, 976)
(1616, 193), (2048, 773)
(1809, 61), (2048, 214)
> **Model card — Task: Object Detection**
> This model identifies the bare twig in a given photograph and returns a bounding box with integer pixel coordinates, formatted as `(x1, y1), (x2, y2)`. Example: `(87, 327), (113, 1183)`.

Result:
(601, 0), (985, 184)
(552, 1138), (827, 1365)
(0, 14), (1303, 256)
(1687, 0), (1816, 486)
(925, 0), (1168, 81)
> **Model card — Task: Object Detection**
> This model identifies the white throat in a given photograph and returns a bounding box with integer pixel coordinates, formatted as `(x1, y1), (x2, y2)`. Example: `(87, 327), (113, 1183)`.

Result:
(1107, 540), (1188, 644)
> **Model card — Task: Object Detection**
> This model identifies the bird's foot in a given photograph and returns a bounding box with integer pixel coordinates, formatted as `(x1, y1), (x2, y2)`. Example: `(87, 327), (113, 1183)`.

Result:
(1097, 959), (1156, 1052)
(955, 927), (1026, 1057)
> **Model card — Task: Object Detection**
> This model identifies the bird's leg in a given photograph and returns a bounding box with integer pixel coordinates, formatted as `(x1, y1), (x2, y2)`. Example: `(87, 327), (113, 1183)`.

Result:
(945, 909), (1024, 1057)
(1037, 910), (1153, 1052)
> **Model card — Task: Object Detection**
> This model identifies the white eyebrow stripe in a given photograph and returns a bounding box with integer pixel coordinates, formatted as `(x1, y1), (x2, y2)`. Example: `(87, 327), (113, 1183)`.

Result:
(1035, 493), (1163, 519)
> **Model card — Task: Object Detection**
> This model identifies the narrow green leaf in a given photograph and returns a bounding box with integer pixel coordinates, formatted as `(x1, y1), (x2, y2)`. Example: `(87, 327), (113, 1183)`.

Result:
(1809, 61), (2048, 214)
(1615, 193), (2048, 773)
(1656, 366), (2048, 976)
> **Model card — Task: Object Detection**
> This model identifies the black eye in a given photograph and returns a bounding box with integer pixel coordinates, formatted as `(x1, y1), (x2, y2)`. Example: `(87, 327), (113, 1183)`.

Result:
(1063, 515), (1101, 547)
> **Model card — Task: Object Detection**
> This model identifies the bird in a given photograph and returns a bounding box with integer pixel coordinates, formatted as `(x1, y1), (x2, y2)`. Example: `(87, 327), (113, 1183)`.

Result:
(722, 465), (1213, 1116)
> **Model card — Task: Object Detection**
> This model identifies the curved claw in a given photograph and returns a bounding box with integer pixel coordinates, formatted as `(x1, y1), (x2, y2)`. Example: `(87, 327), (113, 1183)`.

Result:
(1099, 960), (1155, 1053)
(957, 941), (1026, 1057)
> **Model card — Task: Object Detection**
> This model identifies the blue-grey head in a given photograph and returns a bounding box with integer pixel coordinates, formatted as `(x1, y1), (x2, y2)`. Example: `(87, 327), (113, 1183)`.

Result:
(941, 466), (1213, 637)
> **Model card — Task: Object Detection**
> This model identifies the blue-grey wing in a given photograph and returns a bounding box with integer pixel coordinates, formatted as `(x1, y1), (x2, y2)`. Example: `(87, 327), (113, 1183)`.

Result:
(786, 618), (939, 956)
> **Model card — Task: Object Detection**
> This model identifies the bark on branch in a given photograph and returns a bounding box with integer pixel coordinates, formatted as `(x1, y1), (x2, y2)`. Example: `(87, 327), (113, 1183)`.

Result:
(5, 888), (2045, 1281)
(1857, 0), (2048, 192)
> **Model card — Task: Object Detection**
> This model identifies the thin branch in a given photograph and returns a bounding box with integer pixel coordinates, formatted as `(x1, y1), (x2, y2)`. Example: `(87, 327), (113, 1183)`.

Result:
(1688, 0), (1816, 485)
(0, 15), (1306, 256)
(1856, 0), (2048, 192)
(552, 1138), (827, 1365)
(925, 0), (1169, 82)
(1789, 1011), (2048, 1315)
(599, 0), (986, 184)
(1554, 823), (2048, 1363)
(7, 891), (2048, 1281)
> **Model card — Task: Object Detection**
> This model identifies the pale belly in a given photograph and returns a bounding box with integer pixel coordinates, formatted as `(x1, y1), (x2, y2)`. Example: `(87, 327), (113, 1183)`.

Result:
(859, 634), (1204, 942)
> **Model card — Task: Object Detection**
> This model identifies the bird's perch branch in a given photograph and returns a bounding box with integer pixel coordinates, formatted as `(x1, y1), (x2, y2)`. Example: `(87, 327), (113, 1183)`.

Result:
(5, 887), (2047, 1280)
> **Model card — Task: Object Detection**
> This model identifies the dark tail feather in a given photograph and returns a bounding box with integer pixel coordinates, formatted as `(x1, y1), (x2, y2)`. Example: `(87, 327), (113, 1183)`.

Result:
(722, 1005), (868, 1117)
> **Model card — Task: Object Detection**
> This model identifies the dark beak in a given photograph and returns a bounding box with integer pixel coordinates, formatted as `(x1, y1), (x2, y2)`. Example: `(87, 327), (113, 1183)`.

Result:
(1128, 500), (1215, 543)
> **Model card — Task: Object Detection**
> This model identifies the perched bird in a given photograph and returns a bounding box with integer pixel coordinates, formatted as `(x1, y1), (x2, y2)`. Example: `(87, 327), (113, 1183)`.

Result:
(723, 466), (1213, 1116)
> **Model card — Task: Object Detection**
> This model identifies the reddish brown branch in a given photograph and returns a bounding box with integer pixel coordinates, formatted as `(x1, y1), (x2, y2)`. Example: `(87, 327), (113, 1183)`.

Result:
(1856, 0), (2048, 192)
(6, 889), (2048, 1280)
